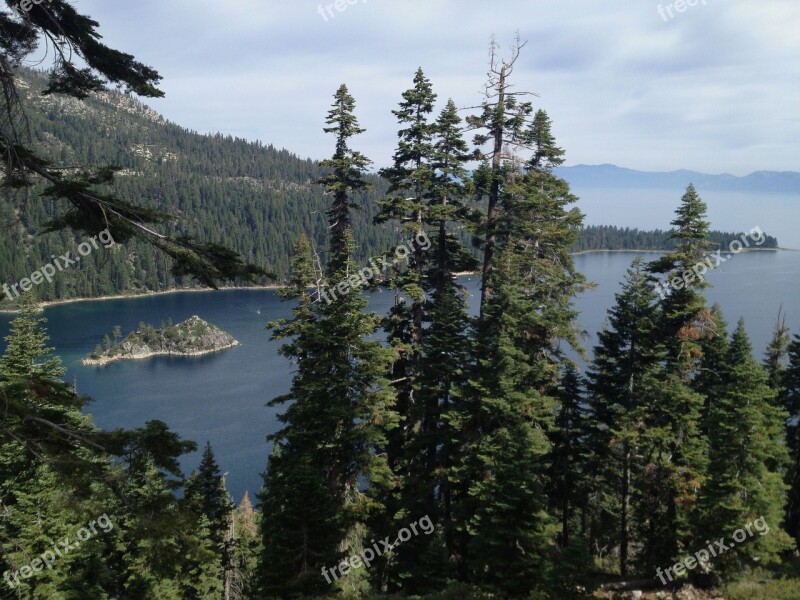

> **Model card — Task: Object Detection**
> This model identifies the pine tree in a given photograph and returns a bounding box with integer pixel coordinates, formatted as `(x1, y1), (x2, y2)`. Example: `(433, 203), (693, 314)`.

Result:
(546, 365), (596, 596)
(449, 105), (584, 595)
(375, 67), (437, 457)
(642, 185), (713, 570)
(181, 442), (236, 600)
(585, 257), (661, 576)
(648, 184), (713, 370)
(372, 71), (438, 592)
(259, 88), (396, 596)
(456, 251), (559, 595)
(230, 492), (260, 600)
(0, 292), (65, 379)
(549, 363), (587, 549)
(0, 290), (102, 488)
(695, 304), (730, 437)
(1, 4), (265, 288)
(259, 239), (342, 597)
(378, 92), (476, 593)
(184, 442), (232, 546)
(466, 35), (539, 314)
(781, 333), (800, 545)
(693, 320), (794, 576)
(764, 308), (790, 391)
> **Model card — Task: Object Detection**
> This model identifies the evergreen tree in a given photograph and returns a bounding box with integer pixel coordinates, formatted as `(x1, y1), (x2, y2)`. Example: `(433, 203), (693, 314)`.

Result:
(372, 71), (438, 592)
(451, 108), (584, 595)
(0, 292), (65, 379)
(466, 35), (539, 314)
(693, 320), (794, 576)
(230, 492), (261, 600)
(585, 257), (661, 576)
(764, 308), (791, 391)
(642, 185), (713, 570)
(379, 92), (477, 593)
(549, 363), (587, 549)
(259, 88), (396, 596)
(374, 67), (436, 448)
(648, 184), (713, 370)
(259, 239), (341, 597)
(695, 304), (730, 437)
(0, 6), (264, 288)
(456, 251), (559, 595)
(781, 333), (800, 545)
(184, 442), (233, 546)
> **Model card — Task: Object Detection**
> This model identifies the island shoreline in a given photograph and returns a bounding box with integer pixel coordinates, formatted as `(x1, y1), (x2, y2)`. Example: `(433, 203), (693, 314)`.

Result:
(81, 340), (240, 367)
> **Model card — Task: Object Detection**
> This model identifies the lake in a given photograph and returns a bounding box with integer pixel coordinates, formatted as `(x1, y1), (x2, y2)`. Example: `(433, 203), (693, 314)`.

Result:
(575, 186), (800, 250)
(2, 249), (799, 502)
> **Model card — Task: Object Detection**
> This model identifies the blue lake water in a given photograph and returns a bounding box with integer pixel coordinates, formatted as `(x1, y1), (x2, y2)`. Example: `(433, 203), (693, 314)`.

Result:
(2, 250), (799, 502)
(575, 186), (800, 250)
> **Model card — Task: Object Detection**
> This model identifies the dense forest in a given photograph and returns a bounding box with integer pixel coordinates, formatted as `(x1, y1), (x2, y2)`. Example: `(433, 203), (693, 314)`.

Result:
(0, 69), (779, 306)
(1, 4), (799, 600)
(573, 225), (779, 253)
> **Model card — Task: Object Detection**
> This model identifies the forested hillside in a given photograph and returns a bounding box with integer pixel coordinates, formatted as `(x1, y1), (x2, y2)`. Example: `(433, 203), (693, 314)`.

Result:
(0, 68), (396, 302)
(575, 225), (779, 253)
(2, 4), (799, 596)
(0, 70), (780, 305)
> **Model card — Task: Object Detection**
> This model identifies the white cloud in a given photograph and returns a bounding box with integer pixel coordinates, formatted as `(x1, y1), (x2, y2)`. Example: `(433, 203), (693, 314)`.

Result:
(70, 0), (800, 175)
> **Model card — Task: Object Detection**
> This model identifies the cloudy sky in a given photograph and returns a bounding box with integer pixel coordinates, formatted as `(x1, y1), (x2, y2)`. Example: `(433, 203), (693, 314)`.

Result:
(63, 0), (798, 176)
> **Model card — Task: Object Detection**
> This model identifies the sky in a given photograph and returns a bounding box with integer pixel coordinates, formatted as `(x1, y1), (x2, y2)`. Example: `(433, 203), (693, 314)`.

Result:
(55, 0), (800, 176)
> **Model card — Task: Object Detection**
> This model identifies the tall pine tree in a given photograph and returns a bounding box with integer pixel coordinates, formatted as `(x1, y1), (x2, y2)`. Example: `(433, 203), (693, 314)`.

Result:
(642, 185), (712, 570)
(693, 319), (793, 576)
(259, 88), (396, 596)
(585, 257), (662, 576)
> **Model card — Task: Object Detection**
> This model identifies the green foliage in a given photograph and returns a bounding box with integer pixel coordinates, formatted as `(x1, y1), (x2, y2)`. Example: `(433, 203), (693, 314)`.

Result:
(0, 292), (65, 379)
(779, 334), (800, 545)
(573, 225), (779, 252)
(450, 107), (586, 592)
(585, 257), (663, 575)
(632, 185), (714, 570)
(693, 319), (794, 576)
(722, 564), (800, 600)
(0, 69), (397, 305)
(259, 89), (397, 598)
(2, 24), (798, 598)
(370, 73), (476, 595)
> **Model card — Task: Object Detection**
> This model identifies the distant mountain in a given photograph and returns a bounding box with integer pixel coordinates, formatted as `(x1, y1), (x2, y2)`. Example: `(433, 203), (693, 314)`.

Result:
(0, 69), (791, 305)
(555, 164), (800, 193)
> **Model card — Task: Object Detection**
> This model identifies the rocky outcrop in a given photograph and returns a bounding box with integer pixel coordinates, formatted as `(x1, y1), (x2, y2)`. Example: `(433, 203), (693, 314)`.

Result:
(82, 316), (238, 366)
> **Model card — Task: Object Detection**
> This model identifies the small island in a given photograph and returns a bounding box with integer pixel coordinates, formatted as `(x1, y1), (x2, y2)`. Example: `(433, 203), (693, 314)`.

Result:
(82, 316), (239, 366)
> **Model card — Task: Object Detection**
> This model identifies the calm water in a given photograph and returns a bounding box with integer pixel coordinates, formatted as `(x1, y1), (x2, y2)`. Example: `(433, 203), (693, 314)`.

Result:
(2, 250), (799, 501)
(575, 187), (800, 250)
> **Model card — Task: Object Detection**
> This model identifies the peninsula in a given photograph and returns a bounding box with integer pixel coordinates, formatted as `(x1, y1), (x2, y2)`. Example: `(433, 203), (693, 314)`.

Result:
(82, 316), (239, 366)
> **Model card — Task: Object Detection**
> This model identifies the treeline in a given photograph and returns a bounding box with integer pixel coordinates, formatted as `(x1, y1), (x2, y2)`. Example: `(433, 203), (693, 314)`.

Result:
(3, 50), (800, 600)
(0, 69), (780, 307)
(0, 69), (394, 303)
(574, 225), (779, 252)
(252, 63), (800, 599)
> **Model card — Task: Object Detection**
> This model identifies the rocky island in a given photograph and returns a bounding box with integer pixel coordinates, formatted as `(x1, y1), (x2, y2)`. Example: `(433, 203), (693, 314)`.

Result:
(82, 316), (239, 366)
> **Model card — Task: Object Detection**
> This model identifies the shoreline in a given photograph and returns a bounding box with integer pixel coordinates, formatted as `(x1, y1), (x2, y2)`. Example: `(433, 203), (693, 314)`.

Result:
(81, 340), (240, 367)
(570, 247), (791, 256)
(0, 285), (281, 313)
(1, 247), (793, 313)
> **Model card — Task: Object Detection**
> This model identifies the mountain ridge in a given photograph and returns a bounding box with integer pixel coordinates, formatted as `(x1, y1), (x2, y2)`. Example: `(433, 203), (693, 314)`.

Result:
(555, 163), (800, 193)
